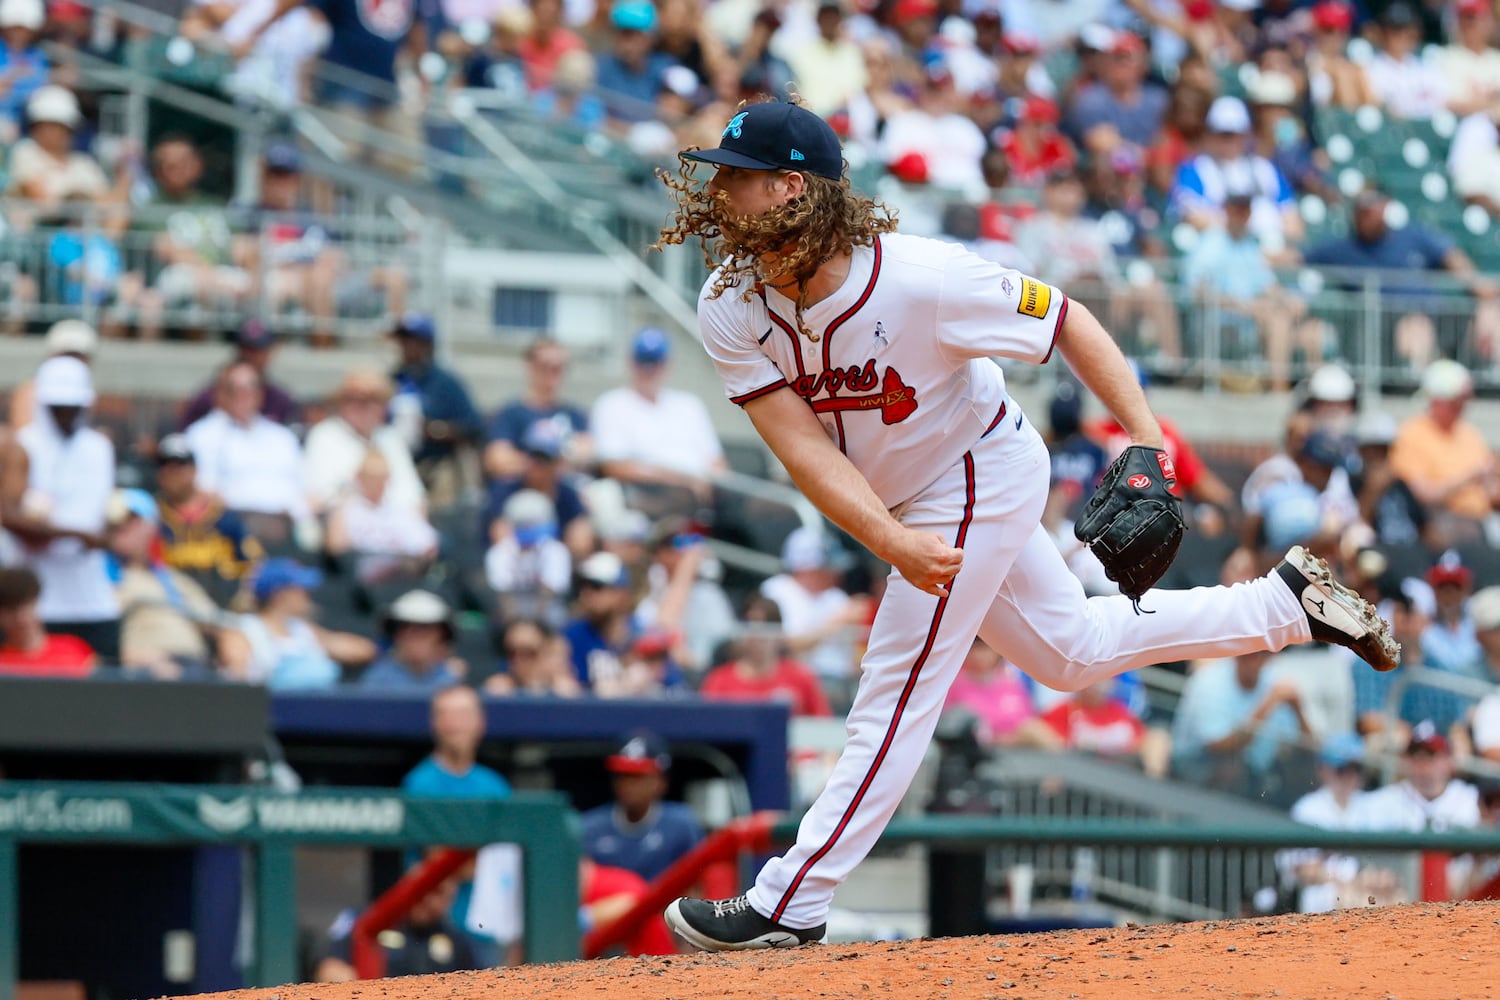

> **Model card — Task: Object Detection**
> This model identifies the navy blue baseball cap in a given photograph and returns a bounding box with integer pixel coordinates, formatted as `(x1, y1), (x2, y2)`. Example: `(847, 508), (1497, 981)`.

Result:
(393, 311), (436, 342)
(682, 102), (844, 182)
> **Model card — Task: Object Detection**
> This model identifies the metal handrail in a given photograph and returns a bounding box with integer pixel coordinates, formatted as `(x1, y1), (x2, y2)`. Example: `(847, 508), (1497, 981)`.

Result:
(1381, 665), (1500, 784)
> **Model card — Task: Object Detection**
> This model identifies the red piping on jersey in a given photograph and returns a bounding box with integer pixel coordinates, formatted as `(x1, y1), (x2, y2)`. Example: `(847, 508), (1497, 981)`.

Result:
(770, 450), (977, 925)
(762, 299), (806, 377)
(818, 237), (884, 454)
(1041, 295), (1069, 365)
(730, 380), (790, 406)
(980, 400), (1009, 438)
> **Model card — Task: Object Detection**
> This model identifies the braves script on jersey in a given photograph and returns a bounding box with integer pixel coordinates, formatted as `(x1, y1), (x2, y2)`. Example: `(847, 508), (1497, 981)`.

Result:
(699, 233), (1067, 507)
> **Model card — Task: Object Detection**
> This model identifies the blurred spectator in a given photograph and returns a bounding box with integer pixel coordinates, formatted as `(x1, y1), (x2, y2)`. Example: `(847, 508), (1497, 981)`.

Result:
(579, 732), (703, 882)
(484, 488), (572, 626)
(0, 0), (49, 144)
(6, 85), (126, 214)
(315, 876), (479, 981)
(1237, 423), (1359, 571)
(305, 368), (425, 515)
(788, 0), (866, 118)
(1352, 581), (1441, 738)
(578, 858), (677, 956)
(0, 357), (120, 660)
(878, 65), (988, 190)
(1085, 146), (1169, 260)
(154, 432), (265, 588)
(1350, 412), (1429, 547)
(180, 0), (328, 109)
(1280, 732), (1386, 913)
(7, 319), (97, 430)
(995, 97), (1076, 189)
(1047, 382), (1107, 513)
(484, 419), (590, 560)
(485, 618), (582, 696)
(595, 0), (676, 125)
(634, 517), (734, 674)
(700, 595), (831, 717)
(1040, 677), (1147, 758)
(135, 134), (251, 341)
(1172, 97), (1302, 260)
(654, 0), (727, 95)
(110, 488), (250, 681)
(464, 6), (530, 97)
(589, 327), (726, 505)
(1171, 650), (1312, 795)
(1086, 362), (1235, 509)
(1368, 2), (1450, 120)
(1298, 364), (1360, 433)
(360, 590), (465, 691)
(563, 551), (637, 689)
(532, 47), (605, 129)
(1066, 31), (1168, 161)
(178, 320), (300, 429)
(1464, 587), (1500, 762)
(246, 0), (423, 170)
(1181, 192), (1318, 391)
(1358, 723), (1480, 847)
(517, 0), (585, 92)
(760, 527), (866, 692)
(972, 33), (1053, 135)
(401, 684), (518, 967)
(593, 628), (684, 699)
(1419, 552), (1485, 679)
(1305, 1), (1375, 109)
(0, 566), (96, 677)
(1449, 103), (1500, 217)
(326, 449), (440, 584)
(1305, 191), (1500, 370)
(723, 8), (792, 109)
(1016, 168), (1180, 364)
(238, 557), (376, 689)
(185, 360), (310, 526)
(844, 36), (913, 146)
(389, 312), (484, 486)
(942, 639), (1061, 748)
(1041, 466), (1117, 596)
(1388, 360), (1498, 534)
(483, 338), (590, 483)
(1247, 71), (1338, 204)
(1146, 83), (1211, 196)
(1433, 0), (1500, 118)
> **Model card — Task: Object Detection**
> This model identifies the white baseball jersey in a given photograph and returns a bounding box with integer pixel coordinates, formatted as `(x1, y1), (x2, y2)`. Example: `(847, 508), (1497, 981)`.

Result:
(699, 232), (1068, 508)
(1355, 779), (1480, 833)
(694, 229), (1315, 931)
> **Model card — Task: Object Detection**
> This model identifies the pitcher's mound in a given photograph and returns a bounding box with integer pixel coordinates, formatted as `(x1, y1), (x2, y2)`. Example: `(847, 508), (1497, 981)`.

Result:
(179, 900), (1498, 1000)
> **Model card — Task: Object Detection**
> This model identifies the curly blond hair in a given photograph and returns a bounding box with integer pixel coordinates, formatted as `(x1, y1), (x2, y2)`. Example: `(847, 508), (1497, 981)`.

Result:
(653, 123), (897, 340)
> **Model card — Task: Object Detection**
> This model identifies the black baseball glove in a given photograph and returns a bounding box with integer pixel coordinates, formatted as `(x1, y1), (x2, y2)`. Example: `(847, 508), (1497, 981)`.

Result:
(1073, 445), (1186, 610)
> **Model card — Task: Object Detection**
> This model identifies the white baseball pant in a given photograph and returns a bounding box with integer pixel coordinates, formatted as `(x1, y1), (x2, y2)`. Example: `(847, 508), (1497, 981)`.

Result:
(746, 411), (1313, 929)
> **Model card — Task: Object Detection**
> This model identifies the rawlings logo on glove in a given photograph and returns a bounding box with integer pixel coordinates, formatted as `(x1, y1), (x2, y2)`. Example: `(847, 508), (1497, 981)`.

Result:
(1073, 445), (1187, 611)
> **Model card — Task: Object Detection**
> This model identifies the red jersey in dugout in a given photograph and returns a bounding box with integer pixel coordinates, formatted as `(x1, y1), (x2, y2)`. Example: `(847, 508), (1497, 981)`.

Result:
(699, 233), (1069, 509)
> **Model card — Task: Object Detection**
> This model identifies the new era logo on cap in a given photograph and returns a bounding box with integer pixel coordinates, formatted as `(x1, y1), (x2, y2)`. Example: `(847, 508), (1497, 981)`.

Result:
(683, 102), (844, 181)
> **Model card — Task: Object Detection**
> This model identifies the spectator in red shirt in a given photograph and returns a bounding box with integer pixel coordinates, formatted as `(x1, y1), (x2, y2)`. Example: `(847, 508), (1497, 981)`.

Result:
(996, 96), (1076, 189)
(1146, 83), (1211, 197)
(1041, 679), (1146, 757)
(580, 858), (677, 956)
(518, 0), (585, 92)
(700, 596), (831, 717)
(0, 566), (97, 678)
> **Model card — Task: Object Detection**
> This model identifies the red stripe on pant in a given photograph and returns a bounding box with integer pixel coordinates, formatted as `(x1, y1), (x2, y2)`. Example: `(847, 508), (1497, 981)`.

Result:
(771, 452), (979, 924)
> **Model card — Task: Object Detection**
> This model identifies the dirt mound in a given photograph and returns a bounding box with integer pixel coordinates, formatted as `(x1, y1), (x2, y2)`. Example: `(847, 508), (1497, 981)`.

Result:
(178, 901), (1499, 1000)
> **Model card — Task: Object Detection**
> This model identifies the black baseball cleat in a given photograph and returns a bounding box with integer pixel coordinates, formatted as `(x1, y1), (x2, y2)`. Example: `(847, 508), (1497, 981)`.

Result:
(664, 895), (825, 951)
(1276, 545), (1400, 672)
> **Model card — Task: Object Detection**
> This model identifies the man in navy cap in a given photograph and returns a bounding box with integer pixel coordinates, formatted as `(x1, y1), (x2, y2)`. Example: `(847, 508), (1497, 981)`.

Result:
(391, 311), (483, 477)
(588, 326), (726, 507)
(580, 731), (703, 882)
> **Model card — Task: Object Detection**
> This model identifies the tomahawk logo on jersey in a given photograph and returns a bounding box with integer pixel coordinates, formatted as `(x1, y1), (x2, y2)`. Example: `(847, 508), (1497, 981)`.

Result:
(699, 233), (1068, 508)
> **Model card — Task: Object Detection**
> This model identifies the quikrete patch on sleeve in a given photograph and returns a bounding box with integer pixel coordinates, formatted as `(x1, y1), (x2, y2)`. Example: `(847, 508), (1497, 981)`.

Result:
(1016, 277), (1051, 319)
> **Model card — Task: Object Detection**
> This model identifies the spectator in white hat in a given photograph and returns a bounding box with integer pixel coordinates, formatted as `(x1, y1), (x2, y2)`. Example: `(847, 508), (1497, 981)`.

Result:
(0, 356), (121, 660)
(1171, 95), (1302, 262)
(760, 527), (869, 692)
(359, 590), (466, 693)
(1299, 364), (1358, 435)
(8, 319), (99, 430)
(1389, 360), (1498, 535)
(6, 85), (127, 214)
(0, 0), (48, 144)
(1460, 588), (1500, 763)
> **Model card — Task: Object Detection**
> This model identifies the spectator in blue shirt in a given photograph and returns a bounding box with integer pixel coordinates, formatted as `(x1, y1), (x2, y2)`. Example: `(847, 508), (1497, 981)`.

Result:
(1171, 649), (1313, 795)
(563, 551), (638, 689)
(390, 312), (483, 469)
(580, 732), (702, 883)
(0, 0), (50, 144)
(594, 0), (677, 125)
(1182, 192), (1323, 391)
(1305, 189), (1500, 368)
(483, 419), (592, 559)
(1065, 31), (1168, 161)
(1046, 382), (1107, 516)
(482, 338), (591, 482)
(402, 684), (515, 966)
(360, 589), (466, 692)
